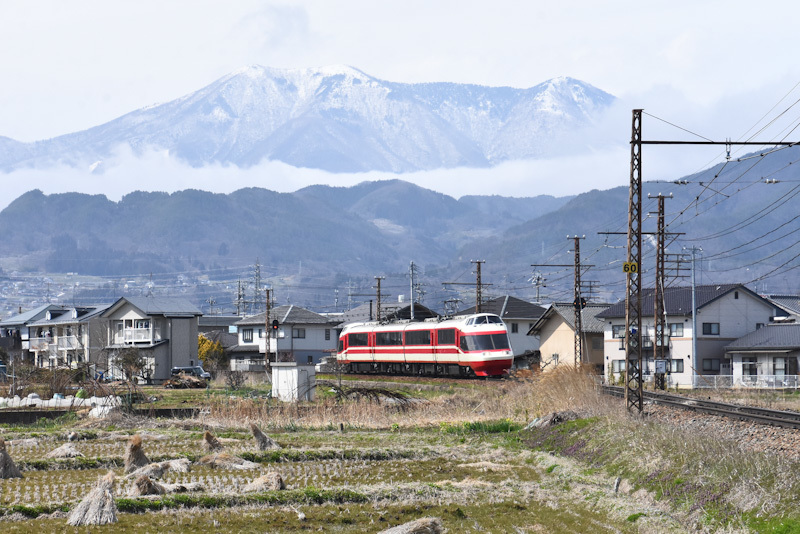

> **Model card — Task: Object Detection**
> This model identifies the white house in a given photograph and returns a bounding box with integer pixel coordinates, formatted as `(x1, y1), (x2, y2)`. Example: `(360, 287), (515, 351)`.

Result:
(726, 321), (800, 387)
(599, 284), (788, 388)
(26, 305), (110, 370)
(234, 305), (340, 369)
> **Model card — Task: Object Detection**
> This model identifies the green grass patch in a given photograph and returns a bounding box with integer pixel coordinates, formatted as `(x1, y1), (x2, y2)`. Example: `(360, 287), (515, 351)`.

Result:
(439, 418), (522, 434)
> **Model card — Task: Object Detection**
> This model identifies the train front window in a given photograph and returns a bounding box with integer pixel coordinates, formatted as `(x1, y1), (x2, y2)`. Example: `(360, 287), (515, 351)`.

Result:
(460, 333), (510, 351)
(337, 339), (344, 352)
(487, 316), (503, 324)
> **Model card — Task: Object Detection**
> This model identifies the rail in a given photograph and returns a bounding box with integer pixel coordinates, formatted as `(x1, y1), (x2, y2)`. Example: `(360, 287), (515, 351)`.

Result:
(602, 385), (800, 430)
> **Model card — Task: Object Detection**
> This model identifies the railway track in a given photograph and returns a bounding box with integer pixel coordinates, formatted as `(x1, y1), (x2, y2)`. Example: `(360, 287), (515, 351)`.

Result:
(602, 385), (800, 430)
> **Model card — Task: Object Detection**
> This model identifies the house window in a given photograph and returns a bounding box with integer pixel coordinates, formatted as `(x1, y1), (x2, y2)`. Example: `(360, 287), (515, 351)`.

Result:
(702, 323), (720, 335)
(612, 325), (625, 339)
(325, 329), (331, 341)
(669, 360), (685, 373)
(511, 323), (519, 334)
(591, 337), (603, 350)
(774, 357), (787, 377)
(756, 323), (764, 330)
(702, 358), (721, 372)
(742, 357), (758, 376)
(552, 354), (559, 366)
(292, 328), (306, 339)
(612, 359), (625, 373)
(734, 291), (739, 299)
(242, 329), (253, 343)
(258, 328), (263, 339)
(668, 323), (683, 337)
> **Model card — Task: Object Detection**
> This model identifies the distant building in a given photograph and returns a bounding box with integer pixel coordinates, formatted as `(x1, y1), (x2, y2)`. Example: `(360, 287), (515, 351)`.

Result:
(598, 284), (788, 388)
(101, 296), (202, 382)
(528, 302), (609, 373)
(234, 305), (341, 367)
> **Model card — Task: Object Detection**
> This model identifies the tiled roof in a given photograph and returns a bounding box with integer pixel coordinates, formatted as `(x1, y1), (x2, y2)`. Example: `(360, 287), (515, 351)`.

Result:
(111, 297), (202, 317)
(529, 302), (611, 335)
(28, 305), (111, 326)
(0, 304), (64, 327)
(235, 305), (339, 326)
(597, 284), (776, 319)
(766, 295), (800, 315)
(456, 295), (545, 320)
(726, 323), (800, 351)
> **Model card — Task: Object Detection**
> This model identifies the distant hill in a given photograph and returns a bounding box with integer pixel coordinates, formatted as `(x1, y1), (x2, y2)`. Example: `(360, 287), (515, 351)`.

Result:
(0, 66), (615, 173)
(0, 181), (571, 277)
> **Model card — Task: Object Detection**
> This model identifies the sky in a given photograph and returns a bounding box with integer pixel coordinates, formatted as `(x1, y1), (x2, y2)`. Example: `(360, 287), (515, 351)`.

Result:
(2, 0), (800, 206)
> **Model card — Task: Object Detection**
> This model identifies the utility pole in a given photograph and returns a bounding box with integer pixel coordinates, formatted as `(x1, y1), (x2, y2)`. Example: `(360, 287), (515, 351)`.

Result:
(409, 262), (417, 320)
(473, 260), (485, 313)
(685, 246), (702, 388)
(571, 236), (586, 368)
(533, 243), (593, 368)
(252, 260), (263, 314)
(622, 110), (795, 409)
(650, 193), (671, 390)
(264, 287), (273, 383)
(530, 271), (547, 304)
(374, 276), (385, 322)
(625, 109), (644, 413)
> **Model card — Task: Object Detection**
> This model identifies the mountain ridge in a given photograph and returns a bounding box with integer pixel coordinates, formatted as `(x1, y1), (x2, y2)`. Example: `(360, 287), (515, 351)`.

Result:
(0, 66), (615, 173)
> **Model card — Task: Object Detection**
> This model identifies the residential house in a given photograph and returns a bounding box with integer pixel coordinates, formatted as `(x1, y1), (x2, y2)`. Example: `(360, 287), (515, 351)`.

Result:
(101, 296), (202, 382)
(26, 305), (110, 370)
(458, 296), (545, 358)
(726, 322), (800, 388)
(527, 302), (609, 372)
(0, 304), (65, 365)
(599, 284), (788, 388)
(234, 305), (341, 368)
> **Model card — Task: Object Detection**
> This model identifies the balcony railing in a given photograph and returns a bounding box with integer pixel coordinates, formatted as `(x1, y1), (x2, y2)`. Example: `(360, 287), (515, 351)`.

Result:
(117, 328), (162, 344)
(57, 336), (80, 350)
(29, 337), (51, 351)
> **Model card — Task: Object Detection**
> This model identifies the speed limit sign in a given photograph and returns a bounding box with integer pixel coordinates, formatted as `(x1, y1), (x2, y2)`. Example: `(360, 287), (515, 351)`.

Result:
(623, 262), (639, 273)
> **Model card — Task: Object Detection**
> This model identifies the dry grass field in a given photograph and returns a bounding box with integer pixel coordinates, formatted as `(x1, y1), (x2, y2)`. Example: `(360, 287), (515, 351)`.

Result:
(0, 368), (798, 533)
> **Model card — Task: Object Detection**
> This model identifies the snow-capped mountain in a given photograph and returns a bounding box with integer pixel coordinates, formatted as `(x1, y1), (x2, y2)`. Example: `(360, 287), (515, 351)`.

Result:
(0, 65), (615, 173)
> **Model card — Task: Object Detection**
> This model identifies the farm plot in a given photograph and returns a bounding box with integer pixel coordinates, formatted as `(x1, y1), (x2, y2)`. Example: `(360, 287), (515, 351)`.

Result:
(0, 421), (660, 533)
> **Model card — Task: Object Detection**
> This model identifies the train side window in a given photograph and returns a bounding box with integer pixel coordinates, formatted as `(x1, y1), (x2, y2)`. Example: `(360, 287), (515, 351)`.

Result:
(460, 337), (468, 351)
(405, 330), (431, 345)
(349, 333), (369, 346)
(438, 328), (456, 345)
(376, 331), (403, 346)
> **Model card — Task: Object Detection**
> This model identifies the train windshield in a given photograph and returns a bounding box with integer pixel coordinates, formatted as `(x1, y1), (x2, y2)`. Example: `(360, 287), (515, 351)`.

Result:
(460, 333), (510, 351)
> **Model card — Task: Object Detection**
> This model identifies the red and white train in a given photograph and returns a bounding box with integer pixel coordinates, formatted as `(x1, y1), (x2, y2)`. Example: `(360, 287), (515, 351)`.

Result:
(336, 313), (513, 377)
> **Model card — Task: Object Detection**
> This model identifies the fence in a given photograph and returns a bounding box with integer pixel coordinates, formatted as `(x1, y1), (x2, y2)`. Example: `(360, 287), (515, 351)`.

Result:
(691, 374), (800, 389)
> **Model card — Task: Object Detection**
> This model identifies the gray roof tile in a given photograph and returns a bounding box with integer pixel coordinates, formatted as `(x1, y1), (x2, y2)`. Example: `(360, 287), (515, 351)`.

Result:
(726, 323), (800, 351)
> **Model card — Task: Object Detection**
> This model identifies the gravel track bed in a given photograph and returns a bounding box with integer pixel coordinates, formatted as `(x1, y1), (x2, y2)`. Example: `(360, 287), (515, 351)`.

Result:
(646, 402), (800, 458)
